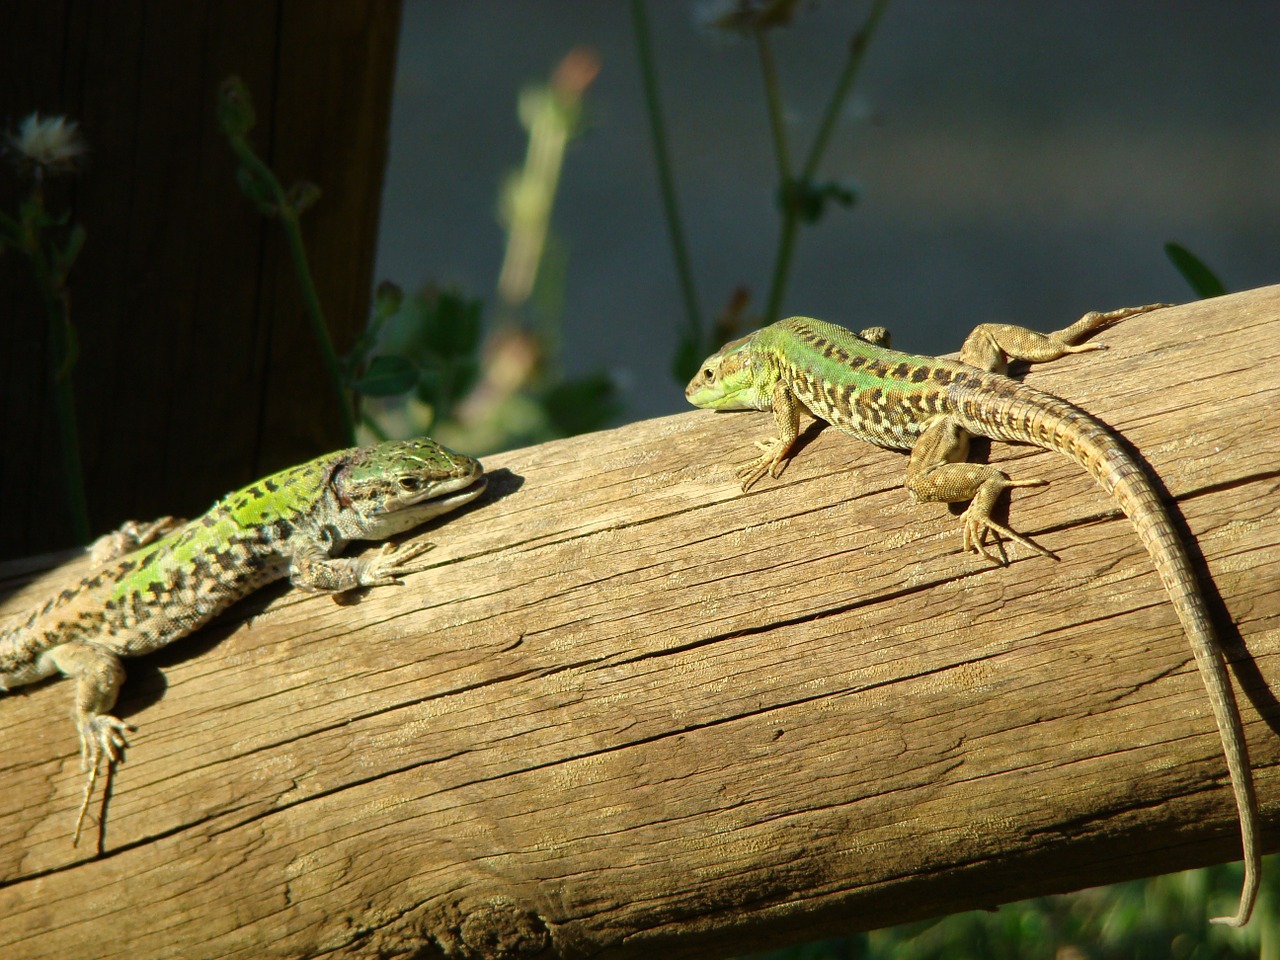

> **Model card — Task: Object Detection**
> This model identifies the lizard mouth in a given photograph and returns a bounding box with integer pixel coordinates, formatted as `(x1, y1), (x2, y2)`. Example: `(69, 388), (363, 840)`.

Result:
(423, 474), (487, 510)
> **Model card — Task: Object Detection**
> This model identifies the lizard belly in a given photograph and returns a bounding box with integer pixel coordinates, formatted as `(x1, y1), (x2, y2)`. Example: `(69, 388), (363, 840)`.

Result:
(1, 653), (60, 689)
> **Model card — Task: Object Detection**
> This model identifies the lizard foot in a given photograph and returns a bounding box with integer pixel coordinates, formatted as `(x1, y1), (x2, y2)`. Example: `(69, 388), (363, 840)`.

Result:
(961, 503), (1057, 565)
(77, 713), (132, 771)
(1059, 303), (1171, 344)
(960, 476), (1057, 564)
(354, 541), (437, 588)
(73, 713), (134, 846)
(736, 437), (790, 491)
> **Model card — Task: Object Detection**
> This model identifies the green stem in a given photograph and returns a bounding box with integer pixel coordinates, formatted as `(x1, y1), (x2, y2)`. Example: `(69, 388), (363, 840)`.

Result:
(800, 0), (891, 181)
(757, 29), (796, 323)
(226, 133), (355, 443)
(279, 206), (356, 443)
(22, 204), (90, 542)
(45, 291), (90, 542)
(755, 28), (793, 186)
(761, 0), (892, 322)
(630, 0), (703, 344)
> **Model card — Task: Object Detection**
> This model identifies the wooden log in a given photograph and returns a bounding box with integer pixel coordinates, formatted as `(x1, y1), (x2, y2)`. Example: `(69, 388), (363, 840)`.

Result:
(1, 288), (1277, 959)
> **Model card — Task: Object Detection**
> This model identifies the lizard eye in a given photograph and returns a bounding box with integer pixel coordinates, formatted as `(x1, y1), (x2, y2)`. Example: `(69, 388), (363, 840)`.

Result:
(702, 368), (715, 382)
(398, 477), (421, 492)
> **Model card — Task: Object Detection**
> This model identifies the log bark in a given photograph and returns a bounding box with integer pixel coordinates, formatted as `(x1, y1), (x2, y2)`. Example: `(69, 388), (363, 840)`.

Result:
(1, 287), (1278, 960)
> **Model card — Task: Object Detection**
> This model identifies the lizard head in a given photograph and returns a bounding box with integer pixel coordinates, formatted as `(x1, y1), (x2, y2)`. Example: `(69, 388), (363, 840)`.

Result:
(685, 333), (769, 411)
(332, 438), (487, 539)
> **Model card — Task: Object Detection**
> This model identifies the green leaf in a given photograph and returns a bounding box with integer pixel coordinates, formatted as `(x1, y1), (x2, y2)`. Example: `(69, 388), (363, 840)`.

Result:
(372, 281), (404, 325)
(416, 365), (442, 409)
(348, 355), (418, 397)
(286, 181), (322, 216)
(541, 373), (620, 437)
(54, 223), (87, 280)
(19, 195), (59, 231)
(782, 177), (858, 224)
(1164, 242), (1227, 299)
(425, 290), (484, 358)
(217, 76), (256, 137)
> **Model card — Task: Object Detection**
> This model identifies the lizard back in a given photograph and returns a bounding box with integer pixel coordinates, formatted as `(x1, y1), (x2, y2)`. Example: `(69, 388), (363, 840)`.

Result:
(0, 459), (333, 682)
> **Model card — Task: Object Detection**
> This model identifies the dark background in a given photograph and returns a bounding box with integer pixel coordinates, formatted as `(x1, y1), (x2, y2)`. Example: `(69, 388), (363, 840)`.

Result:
(377, 1), (1280, 419)
(2, 0), (1277, 556)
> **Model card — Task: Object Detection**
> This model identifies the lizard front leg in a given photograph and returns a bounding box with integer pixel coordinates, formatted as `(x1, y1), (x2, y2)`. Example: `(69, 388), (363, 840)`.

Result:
(289, 538), (438, 595)
(738, 382), (803, 491)
(906, 416), (1053, 564)
(958, 303), (1168, 374)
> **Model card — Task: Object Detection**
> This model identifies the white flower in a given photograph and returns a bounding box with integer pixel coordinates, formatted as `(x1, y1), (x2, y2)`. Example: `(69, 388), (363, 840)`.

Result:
(6, 112), (86, 174)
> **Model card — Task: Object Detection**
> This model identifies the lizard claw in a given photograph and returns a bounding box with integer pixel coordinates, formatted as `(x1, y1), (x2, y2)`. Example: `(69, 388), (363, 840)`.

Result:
(77, 713), (133, 771)
(961, 508), (1057, 565)
(736, 437), (791, 491)
(73, 713), (133, 847)
(355, 541), (436, 588)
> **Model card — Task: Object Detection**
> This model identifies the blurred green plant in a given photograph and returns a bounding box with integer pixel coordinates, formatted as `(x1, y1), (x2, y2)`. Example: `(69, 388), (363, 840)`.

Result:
(217, 69), (617, 454)
(632, 0), (891, 383)
(1165, 242), (1229, 299)
(357, 49), (619, 454)
(631, 0), (707, 383)
(0, 113), (91, 542)
(741, 855), (1278, 960)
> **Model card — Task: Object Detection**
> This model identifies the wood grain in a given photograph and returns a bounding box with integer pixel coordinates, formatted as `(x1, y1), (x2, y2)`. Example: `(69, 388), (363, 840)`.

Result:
(1, 288), (1277, 959)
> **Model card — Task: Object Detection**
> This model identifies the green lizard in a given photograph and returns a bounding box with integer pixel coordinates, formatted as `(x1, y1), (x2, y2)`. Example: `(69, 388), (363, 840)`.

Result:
(685, 304), (1259, 927)
(0, 437), (485, 845)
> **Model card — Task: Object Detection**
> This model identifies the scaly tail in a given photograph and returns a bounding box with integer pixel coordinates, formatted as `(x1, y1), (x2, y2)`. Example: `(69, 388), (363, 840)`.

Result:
(1101, 448), (1258, 927)
(984, 385), (1260, 927)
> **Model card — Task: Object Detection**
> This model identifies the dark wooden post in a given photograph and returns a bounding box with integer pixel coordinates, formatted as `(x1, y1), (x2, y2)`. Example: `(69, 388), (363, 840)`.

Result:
(0, 0), (402, 557)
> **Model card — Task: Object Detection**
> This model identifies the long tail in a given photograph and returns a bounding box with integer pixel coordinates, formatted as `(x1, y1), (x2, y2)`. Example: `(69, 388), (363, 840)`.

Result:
(968, 381), (1259, 926)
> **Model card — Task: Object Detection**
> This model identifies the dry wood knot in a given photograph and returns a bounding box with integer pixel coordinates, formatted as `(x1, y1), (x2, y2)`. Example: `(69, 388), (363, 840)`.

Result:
(457, 897), (549, 959)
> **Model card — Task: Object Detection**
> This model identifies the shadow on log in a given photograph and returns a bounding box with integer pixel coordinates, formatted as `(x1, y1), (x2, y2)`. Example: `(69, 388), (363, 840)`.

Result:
(1, 288), (1278, 959)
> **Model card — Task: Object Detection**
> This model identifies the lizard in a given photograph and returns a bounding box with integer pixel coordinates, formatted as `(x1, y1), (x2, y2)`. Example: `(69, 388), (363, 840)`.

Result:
(0, 437), (486, 846)
(684, 304), (1259, 927)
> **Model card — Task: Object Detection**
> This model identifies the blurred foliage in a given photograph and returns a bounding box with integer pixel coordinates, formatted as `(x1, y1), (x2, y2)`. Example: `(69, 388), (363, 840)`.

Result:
(353, 282), (619, 454)
(218, 75), (355, 442)
(221, 47), (617, 454)
(1165, 242), (1229, 299)
(355, 47), (618, 453)
(741, 857), (1279, 960)
(1, 112), (91, 541)
(636, 0), (891, 384)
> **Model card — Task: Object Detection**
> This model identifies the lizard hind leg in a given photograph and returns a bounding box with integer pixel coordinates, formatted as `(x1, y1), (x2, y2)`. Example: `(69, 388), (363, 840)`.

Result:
(46, 642), (133, 845)
(72, 713), (132, 846)
(906, 416), (1054, 564)
(90, 516), (187, 564)
(958, 304), (1170, 374)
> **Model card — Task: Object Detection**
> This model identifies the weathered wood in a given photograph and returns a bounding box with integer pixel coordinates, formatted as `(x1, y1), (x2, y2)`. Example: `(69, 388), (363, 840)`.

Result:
(0, 0), (402, 558)
(1, 288), (1277, 959)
